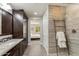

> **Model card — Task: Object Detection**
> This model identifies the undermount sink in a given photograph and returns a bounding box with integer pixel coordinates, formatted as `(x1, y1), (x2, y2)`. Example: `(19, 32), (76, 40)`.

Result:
(0, 42), (15, 51)
(0, 46), (6, 50)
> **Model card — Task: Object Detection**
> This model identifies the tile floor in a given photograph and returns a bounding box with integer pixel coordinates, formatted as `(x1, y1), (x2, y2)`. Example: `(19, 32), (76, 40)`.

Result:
(23, 40), (47, 56)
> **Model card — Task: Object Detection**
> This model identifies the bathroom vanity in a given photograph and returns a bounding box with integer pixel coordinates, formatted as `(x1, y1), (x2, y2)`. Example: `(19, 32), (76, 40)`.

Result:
(0, 35), (27, 56)
(0, 7), (28, 56)
(1, 39), (24, 56)
(0, 38), (24, 56)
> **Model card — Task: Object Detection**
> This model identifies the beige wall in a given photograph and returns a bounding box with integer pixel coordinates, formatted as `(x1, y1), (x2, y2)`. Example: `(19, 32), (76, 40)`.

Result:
(66, 4), (79, 56)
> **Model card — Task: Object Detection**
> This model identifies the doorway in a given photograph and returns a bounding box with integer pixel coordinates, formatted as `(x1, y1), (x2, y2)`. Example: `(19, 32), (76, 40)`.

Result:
(23, 17), (47, 56)
(28, 17), (42, 45)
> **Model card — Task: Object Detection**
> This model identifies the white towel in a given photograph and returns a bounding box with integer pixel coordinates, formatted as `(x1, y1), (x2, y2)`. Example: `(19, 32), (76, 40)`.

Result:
(56, 31), (67, 48)
(56, 32), (66, 41)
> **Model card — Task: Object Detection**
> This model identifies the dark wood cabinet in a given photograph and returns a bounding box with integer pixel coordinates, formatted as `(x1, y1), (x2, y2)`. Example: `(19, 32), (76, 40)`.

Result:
(19, 39), (27, 56)
(12, 10), (23, 38)
(12, 10), (28, 55)
(0, 8), (28, 56)
(12, 9), (28, 39)
(2, 11), (12, 35)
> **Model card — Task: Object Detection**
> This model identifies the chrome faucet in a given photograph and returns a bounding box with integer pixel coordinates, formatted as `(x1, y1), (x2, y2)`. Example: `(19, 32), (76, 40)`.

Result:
(0, 38), (12, 45)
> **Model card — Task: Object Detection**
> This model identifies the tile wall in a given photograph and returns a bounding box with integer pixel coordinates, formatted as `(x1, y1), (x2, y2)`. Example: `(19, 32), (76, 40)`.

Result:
(48, 5), (68, 56)
(66, 4), (79, 56)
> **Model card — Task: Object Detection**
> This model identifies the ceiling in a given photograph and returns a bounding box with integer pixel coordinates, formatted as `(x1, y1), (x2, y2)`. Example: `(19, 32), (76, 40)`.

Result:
(10, 3), (48, 17)
(10, 3), (70, 17)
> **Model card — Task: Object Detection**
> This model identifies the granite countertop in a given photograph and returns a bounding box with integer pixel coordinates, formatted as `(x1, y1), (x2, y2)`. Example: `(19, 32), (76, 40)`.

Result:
(0, 39), (23, 56)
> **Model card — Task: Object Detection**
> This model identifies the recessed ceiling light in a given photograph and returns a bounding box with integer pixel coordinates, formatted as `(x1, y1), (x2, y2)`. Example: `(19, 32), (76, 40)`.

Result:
(34, 12), (38, 15)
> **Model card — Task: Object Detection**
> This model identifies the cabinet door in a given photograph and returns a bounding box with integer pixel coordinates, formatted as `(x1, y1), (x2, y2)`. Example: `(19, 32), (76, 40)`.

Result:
(2, 11), (12, 35)
(15, 44), (20, 56)
(13, 10), (23, 38)
(3, 47), (16, 56)
(19, 41), (24, 56)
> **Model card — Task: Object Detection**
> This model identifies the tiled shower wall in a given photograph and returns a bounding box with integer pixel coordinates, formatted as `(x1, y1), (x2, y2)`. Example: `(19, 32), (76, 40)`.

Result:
(48, 5), (56, 55)
(66, 4), (79, 56)
(48, 5), (68, 56)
